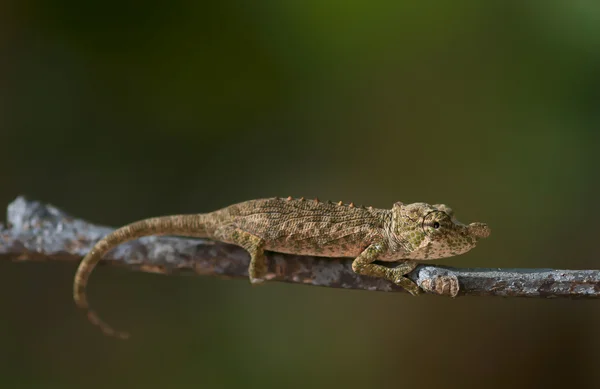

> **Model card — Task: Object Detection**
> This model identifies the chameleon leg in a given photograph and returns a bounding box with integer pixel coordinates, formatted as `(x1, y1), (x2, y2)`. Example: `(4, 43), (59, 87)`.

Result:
(352, 243), (421, 296)
(215, 226), (267, 284)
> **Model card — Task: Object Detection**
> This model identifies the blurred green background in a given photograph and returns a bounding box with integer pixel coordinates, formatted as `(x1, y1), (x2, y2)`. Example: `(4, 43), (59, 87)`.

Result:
(2, 1), (600, 388)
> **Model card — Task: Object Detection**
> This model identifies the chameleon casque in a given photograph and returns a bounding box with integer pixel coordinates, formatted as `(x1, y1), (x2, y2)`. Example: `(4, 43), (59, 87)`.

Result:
(74, 197), (490, 338)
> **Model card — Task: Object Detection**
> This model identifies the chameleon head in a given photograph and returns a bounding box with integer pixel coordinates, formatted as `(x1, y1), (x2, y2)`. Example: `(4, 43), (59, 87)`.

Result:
(392, 202), (490, 260)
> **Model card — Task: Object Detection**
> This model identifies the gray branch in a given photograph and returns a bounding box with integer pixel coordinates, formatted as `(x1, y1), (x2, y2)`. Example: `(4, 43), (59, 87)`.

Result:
(1, 196), (598, 298)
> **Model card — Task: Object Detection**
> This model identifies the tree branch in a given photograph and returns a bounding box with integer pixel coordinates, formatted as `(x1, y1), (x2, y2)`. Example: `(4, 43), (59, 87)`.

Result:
(1, 196), (598, 298)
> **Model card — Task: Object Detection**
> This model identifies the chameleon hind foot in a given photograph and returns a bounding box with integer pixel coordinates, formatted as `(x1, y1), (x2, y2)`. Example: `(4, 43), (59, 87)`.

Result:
(214, 226), (268, 284)
(248, 249), (268, 284)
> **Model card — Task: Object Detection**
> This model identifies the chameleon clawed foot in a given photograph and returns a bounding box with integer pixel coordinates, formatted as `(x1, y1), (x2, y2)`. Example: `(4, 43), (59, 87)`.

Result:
(390, 261), (421, 295)
(248, 253), (268, 285)
(249, 277), (267, 285)
(392, 274), (422, 296)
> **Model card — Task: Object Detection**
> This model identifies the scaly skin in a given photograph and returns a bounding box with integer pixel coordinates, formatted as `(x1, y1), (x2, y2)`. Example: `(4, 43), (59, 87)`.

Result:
(73, 197), (490, 338)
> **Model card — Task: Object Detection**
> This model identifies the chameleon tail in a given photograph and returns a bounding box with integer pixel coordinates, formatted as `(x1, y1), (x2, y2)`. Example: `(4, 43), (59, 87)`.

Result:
(73, 214), (210, 339)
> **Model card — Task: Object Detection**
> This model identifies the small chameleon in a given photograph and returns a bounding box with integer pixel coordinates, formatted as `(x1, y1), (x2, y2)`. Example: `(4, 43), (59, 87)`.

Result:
(74, 197), (490, 338)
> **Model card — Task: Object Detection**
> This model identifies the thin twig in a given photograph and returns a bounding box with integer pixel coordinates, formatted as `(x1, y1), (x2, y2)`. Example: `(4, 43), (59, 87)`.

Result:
(1, 196), (599, 298)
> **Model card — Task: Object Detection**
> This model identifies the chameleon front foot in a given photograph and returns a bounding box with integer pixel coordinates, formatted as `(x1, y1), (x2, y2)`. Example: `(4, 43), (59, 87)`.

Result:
(389, 262), (421, 296)
(391, 273), (421, 296)
(352, 243), (421, 295)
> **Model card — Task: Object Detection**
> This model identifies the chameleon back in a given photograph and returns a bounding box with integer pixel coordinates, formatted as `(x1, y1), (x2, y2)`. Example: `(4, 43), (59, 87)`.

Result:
(214, 197), (390, 257)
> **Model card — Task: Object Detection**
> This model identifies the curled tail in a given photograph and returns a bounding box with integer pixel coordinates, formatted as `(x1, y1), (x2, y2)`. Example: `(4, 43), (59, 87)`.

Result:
(73, 214), (210, 339)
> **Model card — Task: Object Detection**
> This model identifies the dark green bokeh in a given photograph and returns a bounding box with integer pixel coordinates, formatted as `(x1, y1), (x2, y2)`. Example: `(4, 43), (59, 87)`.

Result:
(3, 1), (600, 388)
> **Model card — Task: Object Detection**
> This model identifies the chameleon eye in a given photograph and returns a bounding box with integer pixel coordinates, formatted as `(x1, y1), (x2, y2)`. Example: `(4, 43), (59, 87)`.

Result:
(433, 222), (440, 229)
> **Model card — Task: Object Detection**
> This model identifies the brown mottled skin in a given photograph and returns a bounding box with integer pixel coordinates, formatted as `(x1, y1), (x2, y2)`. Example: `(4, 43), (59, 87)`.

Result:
(74, 197), (490, 338)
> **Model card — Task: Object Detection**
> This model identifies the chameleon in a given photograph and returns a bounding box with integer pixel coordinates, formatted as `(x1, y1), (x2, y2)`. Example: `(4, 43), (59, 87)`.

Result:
(73, 197), (490, 338)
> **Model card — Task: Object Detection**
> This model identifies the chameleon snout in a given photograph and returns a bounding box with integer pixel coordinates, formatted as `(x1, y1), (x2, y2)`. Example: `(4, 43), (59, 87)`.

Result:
(467, 222), (490, 239)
